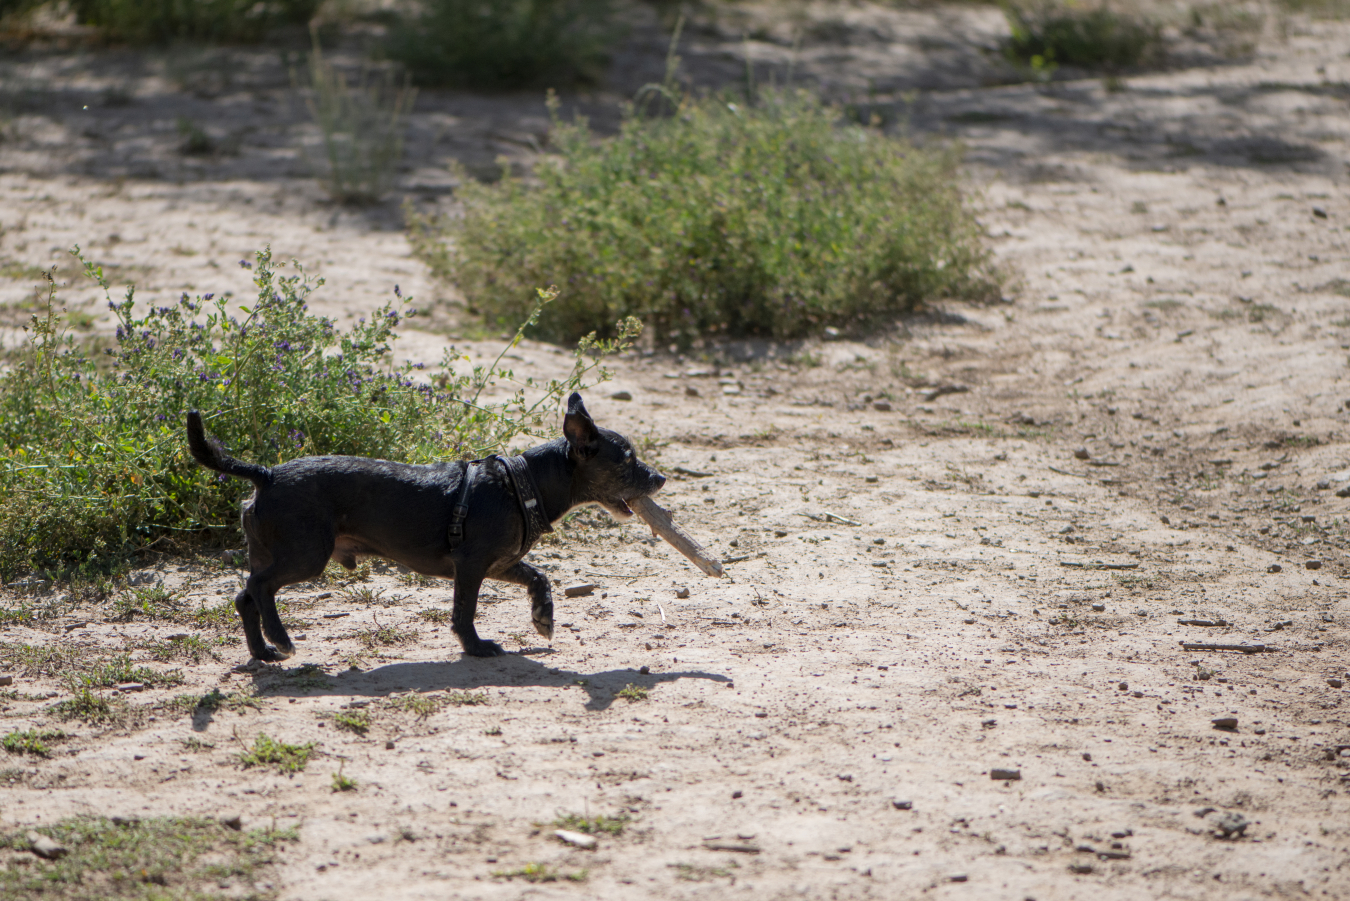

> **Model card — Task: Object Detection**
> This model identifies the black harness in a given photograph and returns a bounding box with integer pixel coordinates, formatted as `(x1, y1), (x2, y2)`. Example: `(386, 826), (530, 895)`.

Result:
(447, 454), (553, 557)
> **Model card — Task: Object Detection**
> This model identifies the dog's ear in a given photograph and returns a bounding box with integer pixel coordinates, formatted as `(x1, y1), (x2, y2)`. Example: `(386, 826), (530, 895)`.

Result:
(564, 393), (600, 459)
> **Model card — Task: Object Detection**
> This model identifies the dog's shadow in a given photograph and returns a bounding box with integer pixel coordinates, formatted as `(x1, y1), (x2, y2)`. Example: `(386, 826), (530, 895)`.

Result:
(191, 652), (729, 731)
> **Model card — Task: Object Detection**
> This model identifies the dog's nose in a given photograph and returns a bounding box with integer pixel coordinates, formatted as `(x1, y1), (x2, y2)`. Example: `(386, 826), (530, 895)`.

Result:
(653, 472), (666, 491)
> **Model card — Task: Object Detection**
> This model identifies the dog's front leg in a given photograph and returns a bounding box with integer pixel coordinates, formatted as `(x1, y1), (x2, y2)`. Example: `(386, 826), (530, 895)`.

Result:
(500, 561), (554, 640)
(451, 567), (507, 657)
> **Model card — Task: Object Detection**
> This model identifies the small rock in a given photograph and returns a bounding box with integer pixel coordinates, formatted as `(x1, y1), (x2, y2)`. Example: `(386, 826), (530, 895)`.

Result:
(563, 583), (597, 598)
(1082, 752), (1092, 761)
(675, 587), (690, 599)
(1306, 560), (1322, 570)
(385, 740), (396, 750)
(1312, 206), (1328, 219)
(685, 385), (699, 397)
(365, 833), (387, 844)
(1211, 717), (1238, 731)
(1073, 448), (1091, 460)
(117, 682), (146, 693)
(27, 831), (66, 860)
(873, 401), (892, 412)
(990, 768), (1022, 781)
(1091, 603), (1106, 612)
(220, 815), (242, 831)
(948, 874), (968, 883)
(1214, 812), (1248, 839)
(732, 790), (743, 799)
(610, 390), (633, 401)
(1328, 678), (1343, 688)
(1267, 564), (1282, 573)
(891, 799), (913, 810)
(1117, 682), (1128, 691)
(639, 666), (650, 675)
(754, 711), (768, 718)
(1069, 861), (1094, 874)
(0, 674), (12, 687)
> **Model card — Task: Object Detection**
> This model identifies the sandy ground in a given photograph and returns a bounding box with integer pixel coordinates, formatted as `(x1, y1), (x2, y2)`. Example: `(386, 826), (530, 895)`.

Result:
(2, 3), (1349, 899)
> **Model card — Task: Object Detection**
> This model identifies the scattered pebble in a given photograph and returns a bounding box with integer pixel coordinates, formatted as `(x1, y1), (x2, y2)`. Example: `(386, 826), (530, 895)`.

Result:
(1306, 560), (1322, 570)
(1074, 448), (1091, 460)
(675, 587), (690, 599)
(1091, 603), (1105, 612)
(365, 833), (387, 844)
(948, 874), (968, 883)
(639, 666), (650, 675)
(990, 768), (1022, 781)
(1328, 678), (1343, 689)
(220, 814), (242, 831)
(27, 831), (66, 860)
(685, 386), (699, 397)
(1214, 812), (1248, 839)
(555, 829), (597, 849)
(873, 401), (892, 412)
(385, 740), (396, 750)
(0, 675), (12, 687)
(1211, 717), (1238, 731)
(563, 583), (597, 598)
(1267, 564), (1282, 573)
(610, 390), (633, 401)
(891, 799), (913, 810)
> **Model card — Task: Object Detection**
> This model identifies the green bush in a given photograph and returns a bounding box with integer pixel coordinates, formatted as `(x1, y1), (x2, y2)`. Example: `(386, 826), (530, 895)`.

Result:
(1002, 1), (1162, 71)
(385, 0), (617, 90)
(70, 0), (319, 44)
(409, 89), (998, 345)
(0, 249), (636, 580)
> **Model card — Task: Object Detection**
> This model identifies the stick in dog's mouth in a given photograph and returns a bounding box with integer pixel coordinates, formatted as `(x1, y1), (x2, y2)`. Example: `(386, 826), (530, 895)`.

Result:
(630, 495), (724, 578)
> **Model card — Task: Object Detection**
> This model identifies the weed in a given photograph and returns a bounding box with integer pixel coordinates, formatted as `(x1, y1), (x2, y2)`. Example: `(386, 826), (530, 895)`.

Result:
(357, 622), (417, 649)
(181, 736), (215, 751)
(412, 87), (997, 346)
(388, 694), (439, 719)
(1003, 2), (1162, 72)
(417, 607), (452, 624)
(493, 862), (587, 883)
(1048, 613), (1081, 629)
(332, 770), (357, 792)
(0, 246), (634, 580)
(0, 816), (299, 900)
(51, 687), (125, 724)
(300, 33), (415, 204)
(1, 728), (66, 757)
(616, 683), (649, 702)
(484, 725), (502, 736)
(192, 600), (237, 629)
(1143, 298), (1184, 311)
(238, 732), (314, 773)
(112, 583), (184, 620)
(445, 690), (488, 706)
(1248, 302), (1281, 323)
(386, 0), (616, 90)
(340, 584), (394, 606)
(165, 688), (260, 716)
(332, 709), (370, 734)
(70, 653), (182, 689)
(146, 633), (218, 664)
(553, 811), (629, 835)
(0, 642), (83, 677)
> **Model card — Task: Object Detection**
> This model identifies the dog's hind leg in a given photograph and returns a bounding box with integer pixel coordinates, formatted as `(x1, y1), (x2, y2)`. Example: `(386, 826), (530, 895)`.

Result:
(451, 565), (507, 658)
(237, 542), (330, 662)
(499, 561), (554, 640)
(234, 589), (276, 662)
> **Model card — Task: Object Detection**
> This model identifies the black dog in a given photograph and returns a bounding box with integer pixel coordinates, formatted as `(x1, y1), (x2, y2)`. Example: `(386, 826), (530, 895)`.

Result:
(186, 393), (665, 661)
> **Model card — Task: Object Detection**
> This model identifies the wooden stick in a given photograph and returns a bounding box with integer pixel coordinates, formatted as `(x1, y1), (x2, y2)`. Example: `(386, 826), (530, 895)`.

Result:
(631, 496), (723, 578)
(1179, 642), (1273, 654)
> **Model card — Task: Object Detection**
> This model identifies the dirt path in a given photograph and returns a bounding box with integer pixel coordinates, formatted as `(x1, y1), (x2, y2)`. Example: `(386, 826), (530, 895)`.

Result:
(2, 5), (1349, 899)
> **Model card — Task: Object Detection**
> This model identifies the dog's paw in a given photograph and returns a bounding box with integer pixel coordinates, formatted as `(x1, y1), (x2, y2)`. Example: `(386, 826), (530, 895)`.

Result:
(465, 639), (507, 658)
(532, 606), (554, 640)
(255, 646), (291, 663)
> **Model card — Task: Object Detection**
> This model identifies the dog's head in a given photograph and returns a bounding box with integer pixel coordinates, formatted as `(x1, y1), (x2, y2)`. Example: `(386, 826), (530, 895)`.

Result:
(563, 392), (665, 520)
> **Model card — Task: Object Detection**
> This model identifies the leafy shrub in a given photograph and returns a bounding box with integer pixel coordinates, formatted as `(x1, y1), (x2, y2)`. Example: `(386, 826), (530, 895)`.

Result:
(0, 249), (636, 580)
(410, 89), (998, 345)
(1002, 2), (1162, 71)
(69, 0), (320, 44)
(238, 732), (313, 773)
(301, 34), (415, 204)
(385, 0), (617, 90)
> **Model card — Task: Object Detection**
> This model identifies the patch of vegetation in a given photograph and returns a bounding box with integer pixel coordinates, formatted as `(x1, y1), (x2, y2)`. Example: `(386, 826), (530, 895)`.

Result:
(301, 35), (415, 204)
(356, 622), (417, 649)
(332, 709), (370, 734)
(390, 694), (439, 719)
(51, 687), (125, 724)
(238, 732), (314, 774)
(417, 606), (452, 624)
(1003, 2), (1162, 72)
(1, 727), (66, 757)
(410, 87), (997, 346)
(164, 687), (260, 716)
(1248, 302), (1281, 322)
(493, 861), (587, 883)
(386, 0), (616, 90)
(0, 816), (298, 901)
(616, 683), (649, 702)
(0, 642), (83, 677)
(1277, 0), (1350, 18)
(146, 633), (218, 664)
(71, 653), (182, 689)
(67, 0), (319, 44)
(552, 811), (629, 835)
(340, 584), (394, 606)
(112, 583), (184, 620)
(445, 690), (488, 706)
(0, 247), (634, 580)
(332, 769), (357, 792)
(671, 860), (738, 881)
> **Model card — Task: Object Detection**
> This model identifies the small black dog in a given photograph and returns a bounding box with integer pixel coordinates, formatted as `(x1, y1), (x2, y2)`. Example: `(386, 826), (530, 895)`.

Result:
(186, 392), (665, 661)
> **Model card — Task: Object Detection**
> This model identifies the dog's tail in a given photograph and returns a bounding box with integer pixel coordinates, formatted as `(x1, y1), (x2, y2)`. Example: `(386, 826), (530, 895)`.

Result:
(186, 411), (273, 488)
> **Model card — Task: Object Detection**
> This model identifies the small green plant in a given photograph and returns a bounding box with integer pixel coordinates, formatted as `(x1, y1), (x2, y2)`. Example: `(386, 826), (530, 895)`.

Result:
(357, 622), (416, 649)
(388, 694), (439, 719)
(1002, 2), (1162, 72)
(340, 584), (392, 606)
(180, 736), (215, 752)
(332, 709), (370, 734)
(386, 0), (616, 90)
(1, 728), (66, 757)
(0, 816), (299, 900)
(69, 653), (181, 689)
(300, 33), (415, 204)
(493, 862), (587, 883)
(238, 733), (314, 774)
(445, 690), (488, 706)
(553, 811), (629, 835)
(113, 583), (183, 620)
(616, 683), (648, 702)
(51, 687), (123, 724)
(411, 86), (997, 346)
(147, 633), (218, 664)
(417, 607), (452, 624)
(331, 763), (357, 792)
(671, 860), (738, 881)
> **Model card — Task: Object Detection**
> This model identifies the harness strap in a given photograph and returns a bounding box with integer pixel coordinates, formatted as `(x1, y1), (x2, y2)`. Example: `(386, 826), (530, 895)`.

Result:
(493, 453), (554, 557)
(446, 460), (472, 550)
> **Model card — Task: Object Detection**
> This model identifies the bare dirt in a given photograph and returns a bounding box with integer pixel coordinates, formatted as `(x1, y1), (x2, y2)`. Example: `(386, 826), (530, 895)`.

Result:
(2, 3), (1349, 899)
